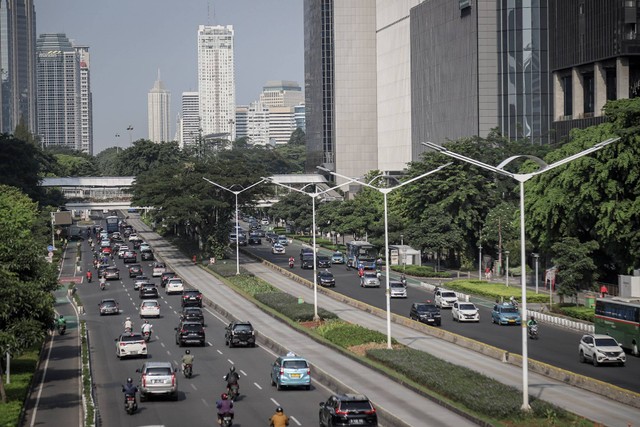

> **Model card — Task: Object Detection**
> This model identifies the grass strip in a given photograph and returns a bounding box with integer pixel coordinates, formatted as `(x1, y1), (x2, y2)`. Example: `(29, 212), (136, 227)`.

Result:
(444, 280), (551, 304)
(0, 345), (41, 427)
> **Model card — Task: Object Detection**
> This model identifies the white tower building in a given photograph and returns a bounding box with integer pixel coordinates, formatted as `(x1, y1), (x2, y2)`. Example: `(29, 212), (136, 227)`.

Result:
(147, 70), (171, 143)
(197, 25), (235, 141)
(180, 91), (200, 148)
(74, 45), (93, 154)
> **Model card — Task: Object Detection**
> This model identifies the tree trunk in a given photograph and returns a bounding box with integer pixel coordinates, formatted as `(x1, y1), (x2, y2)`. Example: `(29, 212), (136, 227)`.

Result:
(0, 372), (6, 403)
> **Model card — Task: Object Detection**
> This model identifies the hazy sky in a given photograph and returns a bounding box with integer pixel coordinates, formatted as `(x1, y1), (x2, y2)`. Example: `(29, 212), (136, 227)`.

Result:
(34, 0), (304, 154)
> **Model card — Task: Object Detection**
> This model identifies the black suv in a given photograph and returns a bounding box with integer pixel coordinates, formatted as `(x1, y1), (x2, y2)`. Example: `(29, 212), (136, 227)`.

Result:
(181, 289), (203, 307)
(139, 284), (159, 299)
(224, 321), (255, 348)
(175, 321), (206, 347)
(180, 307), (204, 325)
(319, 394), (378, 427)
(316, 255), (331, 268)
(140, 248), (154, 261)
(248, 232), (262, 245)
(409, 302), (441, 326)
(301, 254), (314, 269)
(160, 271), (176, 288)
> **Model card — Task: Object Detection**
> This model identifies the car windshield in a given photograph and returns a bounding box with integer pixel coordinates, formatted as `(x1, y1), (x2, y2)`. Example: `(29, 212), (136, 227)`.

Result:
(101, 301), (116, 307)
(441, 292), (456, 298)
(364, 273), (377, 279)
(185, 308), (202, 314)
(234, 324), (252, 332)
(182, 324), (202, 331)
(142, 301), (157, 307)
(416, 304), (438, 313)
(121, 334), (143, 342)
(339, 401), (373, 411)
(500, 306), (518, 313)
(595, 338), (619, 347)
(390, 282), (404, 288)
(318, 256), (329, 261)
(459, 304), (475, 310)
(145, 367), (172, 376)
(283, 360), (308, 369)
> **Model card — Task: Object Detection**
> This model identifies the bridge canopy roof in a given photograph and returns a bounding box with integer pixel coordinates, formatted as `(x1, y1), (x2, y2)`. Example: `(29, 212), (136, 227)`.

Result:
(41, 177), (136, 187)
(269, 174), (328, 185)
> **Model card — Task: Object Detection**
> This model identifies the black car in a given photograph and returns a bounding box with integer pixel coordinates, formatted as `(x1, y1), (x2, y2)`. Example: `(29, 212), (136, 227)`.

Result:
(317, 270), (336, 287)
(254, 229), (266, 237)
(409, 302), (442, 326)
(181, 289), (203, 307)
(300, 247), (314, 258)
(175, 321), (206, 347)
(319, 394), (378, 427)
(301, 254), (314, 269)
(317, 255), (331, 268)
(139, 284), (159, 299)
(123, 251), (137, 263)
(248, 232), (262, 245)
(128, 264), (143, 278)
(180, 307), (205, 325)
(140, 249), (154, 261)
(160, 271), (176, 288)
(265, 232), (278, 243)
(224, 321), (256, 347)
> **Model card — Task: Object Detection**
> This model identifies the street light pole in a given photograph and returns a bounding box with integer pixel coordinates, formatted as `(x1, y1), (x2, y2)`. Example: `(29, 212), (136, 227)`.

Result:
(265, 178), (356, 321)
(422, 137), (619, 410)
(478, 244), (483, 280)
(533, 253), (540, 294)
(202, 177), (266, 275)
(505, 250), (510, 287)
(318, 163), (451, 349)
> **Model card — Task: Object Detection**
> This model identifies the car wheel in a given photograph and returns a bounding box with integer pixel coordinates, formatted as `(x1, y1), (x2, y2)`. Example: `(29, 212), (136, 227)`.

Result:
(276, 380), (282, 391)
(172, 392), (179, 401)
(632, 342), (639, 357)
(270, 376), (276, 387)
(592, 355), (599, 367)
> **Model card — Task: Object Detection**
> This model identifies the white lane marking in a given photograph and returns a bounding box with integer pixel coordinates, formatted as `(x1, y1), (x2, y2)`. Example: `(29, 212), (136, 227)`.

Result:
(228, 359), (234, 365)
(216, 349), (223, 355)
(290, 416), (301, 426)
(207, 341), (213, 347)
(173, 310), (177, 315)
(160, 342), (165, 348)
(254, 382), (262, 390)
(270, 397), (280, 407)
(201, 398), (210, 407)
(240, 370), (247, 376)
(167, 350), (171, 356)
(191, 383), (197, 390)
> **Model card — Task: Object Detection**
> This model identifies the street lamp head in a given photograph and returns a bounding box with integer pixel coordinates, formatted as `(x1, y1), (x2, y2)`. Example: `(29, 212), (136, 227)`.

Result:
(532, 253), (539, 258)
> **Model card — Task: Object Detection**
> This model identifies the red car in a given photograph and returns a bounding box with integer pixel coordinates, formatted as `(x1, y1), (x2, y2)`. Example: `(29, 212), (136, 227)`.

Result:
(101, 247), (112, 255)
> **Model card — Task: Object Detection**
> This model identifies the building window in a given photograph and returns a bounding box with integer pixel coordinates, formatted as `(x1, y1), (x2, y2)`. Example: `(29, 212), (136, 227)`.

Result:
(606, 68), (617, 101)
(562, 75), (573, 117)
(583, 72), (594, 114)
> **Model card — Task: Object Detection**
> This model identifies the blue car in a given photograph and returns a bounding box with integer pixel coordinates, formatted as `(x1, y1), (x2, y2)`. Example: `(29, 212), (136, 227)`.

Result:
(331, 251), (345, 264)
(270, 353), (311, 390)
(491, 303), (521, 325)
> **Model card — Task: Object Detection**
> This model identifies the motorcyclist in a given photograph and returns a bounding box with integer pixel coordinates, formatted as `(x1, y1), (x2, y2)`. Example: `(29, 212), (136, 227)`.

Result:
(124, 317), (133, 333)
(400, 273), (407, 285)
(527, 316), (538, 328)
(509, 296), (518, 308)
(122, 377), (138, 407)
(269, 406), (290, 427)
(181, 349), (194, 375)
(288, 256), (295, 268)
(57, 315), (67, 330)
(86, 270), (92, 282)
(141, 320), (152, 338)
(215, 393), (234, 424)
(99, 276), (106, 290)
(224, 366), (240, 395)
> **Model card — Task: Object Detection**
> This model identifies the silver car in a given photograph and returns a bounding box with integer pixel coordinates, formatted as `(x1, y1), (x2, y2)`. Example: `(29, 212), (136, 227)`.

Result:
(136, 361), (178, 401)
(360, 272), (380, 288)
(389, 281), (407, 298)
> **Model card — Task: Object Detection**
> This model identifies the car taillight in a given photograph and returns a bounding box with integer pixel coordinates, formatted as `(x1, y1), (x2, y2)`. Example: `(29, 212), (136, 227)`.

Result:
(279, 368), (284, 376)
(119, 342), (126, 346)
(364, 407), (376, 414)
(142, 374), (146, 387)
(335, 408), (348, 416)
(307, 368), (311, 376)
(171, 373), (176, 387)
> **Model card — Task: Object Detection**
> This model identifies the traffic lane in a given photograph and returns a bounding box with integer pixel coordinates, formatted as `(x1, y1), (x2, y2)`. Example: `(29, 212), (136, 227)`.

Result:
(246, 239), (640, 393)
(80, 248), (327, 426)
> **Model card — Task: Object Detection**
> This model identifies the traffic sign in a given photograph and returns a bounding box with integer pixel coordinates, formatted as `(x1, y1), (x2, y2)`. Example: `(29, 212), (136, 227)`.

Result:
(47, 245), (54, 252)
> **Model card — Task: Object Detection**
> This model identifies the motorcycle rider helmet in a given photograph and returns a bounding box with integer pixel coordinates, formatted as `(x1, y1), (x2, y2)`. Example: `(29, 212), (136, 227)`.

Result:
(221, 393), (228, 400)
(530, 316), (535, 321)
(126, 316), (131, 321)
(276, 406), (283, 413)
(59, 315), (64, 319)
(185, 349), (190, 354)
(126, 377), (133, 384)
(144, 320), (149, 324)
(229, 366), (235, 373)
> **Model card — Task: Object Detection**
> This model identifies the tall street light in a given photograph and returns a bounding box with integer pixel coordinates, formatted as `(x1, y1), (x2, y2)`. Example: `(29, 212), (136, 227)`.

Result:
(478, 243), (483, 280)
(532, 253), (540, 294)
(422, 137), (619, 410)
(318, 163), (451, 349)
(505, 250), (510, 287)
(202, 177), (266, 275)
(265, 178), (356, 321)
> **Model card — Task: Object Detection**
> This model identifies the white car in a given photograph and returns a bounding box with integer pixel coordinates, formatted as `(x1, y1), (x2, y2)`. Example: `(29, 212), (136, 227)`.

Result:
(578, 334), (626, 366)
(452, 301), (480, 322)
(272, 243), (286, 254)
(115, 333), (147, 359)
(128, 233), (139, 242)
(389, 281), (407, 298)
(435, 289), (458, 308)
(139, 300), (160, 318)
(360, 272), (380, 288)
(152, 262), (166, 277)
(118, 246), (129, 258)
(261, 218), (269, 225)
(166, 278), (184, 295)
(133, 275), (152, 291)
(139, 243), (151, 252)
(100, 239), (111, 248)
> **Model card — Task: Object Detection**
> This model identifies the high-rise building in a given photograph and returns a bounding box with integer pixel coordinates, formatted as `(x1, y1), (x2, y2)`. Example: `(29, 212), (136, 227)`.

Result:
(74, 45), (93, 154)
(147, 70), (171, 143)
(0, 0), (37, 135)
(179, 91), (199, 148)
(259, 80), (304, 108)
(197, 25), (235, 142)
(36, 33), (82, 151)
(235, 102), (269, 145)
(269, 106), (297, 145)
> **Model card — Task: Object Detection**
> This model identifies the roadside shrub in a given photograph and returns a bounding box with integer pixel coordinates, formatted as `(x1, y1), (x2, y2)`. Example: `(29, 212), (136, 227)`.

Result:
(255, 292), (338, 321)
(228, 274), (277, 296)
(316, 319), (396, 347)
(367, 348), (571, 420)
(210, 262), (251, 278)
(390, 264), (451, 278)
(0, 345), (41, 426)
(554, 304), (594, 322)
(444, 280), (549, 303)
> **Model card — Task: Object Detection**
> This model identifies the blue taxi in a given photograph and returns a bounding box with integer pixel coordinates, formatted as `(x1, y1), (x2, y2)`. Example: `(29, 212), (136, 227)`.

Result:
(491, 302), (521, 325)
(270, 352), (311, 390)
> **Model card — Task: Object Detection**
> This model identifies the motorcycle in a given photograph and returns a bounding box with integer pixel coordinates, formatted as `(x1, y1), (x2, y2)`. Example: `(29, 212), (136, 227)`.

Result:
(142, 330), (152, 342)
(288, 260), (294, 268)
(124, 394), (137, 415)
(528, 324), (539, 340)
(400, 275), (407, 286)
(57, 324), (66, 335)
(86, 274), (92, 283)
(227, 382), (239, 401)
(183, 363), (192, 378)
(220, 412), (233, 427)
(100, 281), (106, 291)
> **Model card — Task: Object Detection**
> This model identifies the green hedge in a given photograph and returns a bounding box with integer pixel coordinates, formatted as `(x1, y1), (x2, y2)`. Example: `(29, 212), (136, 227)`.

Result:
(554, 304), (595, 322)
(316, 319), (397, 347)
(255, 292), (338, 322)
(209, 262), (252, 278)
(390, 264), (451, 278)
(367, 348), (574, 422)
(444, 280), (550, 303)
(228, 274), (278, 295)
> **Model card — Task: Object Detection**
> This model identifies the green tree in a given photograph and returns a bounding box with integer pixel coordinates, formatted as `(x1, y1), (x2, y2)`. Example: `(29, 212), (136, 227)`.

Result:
(551, 237), (599, 302)
(288, 128), (305, 146)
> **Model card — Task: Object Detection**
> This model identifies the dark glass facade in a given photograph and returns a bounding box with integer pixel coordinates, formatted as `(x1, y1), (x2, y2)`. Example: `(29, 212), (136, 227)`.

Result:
(497, 0), (551, 145)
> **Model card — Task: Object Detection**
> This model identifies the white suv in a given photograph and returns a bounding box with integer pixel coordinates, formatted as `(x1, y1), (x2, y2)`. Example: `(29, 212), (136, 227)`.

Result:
(435, 289), (458, 309)
(578, 334), (626, 366)
(166, 278), (184, 295)
(452, 301), (480, 322)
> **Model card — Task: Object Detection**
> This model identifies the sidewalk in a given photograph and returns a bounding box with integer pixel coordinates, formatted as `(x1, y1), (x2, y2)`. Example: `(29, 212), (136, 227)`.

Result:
(131, 218), (640, 427)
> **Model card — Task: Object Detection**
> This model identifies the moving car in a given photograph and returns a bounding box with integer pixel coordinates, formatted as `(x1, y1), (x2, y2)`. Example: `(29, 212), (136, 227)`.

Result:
(136, 361), (178, 401)
(128, 264), (143, 278)
(152, 262), (166, 277)
(133, 275), (151, 291)
(139, 300), (161, 318)
(166, 278), (184, 295)
(452, 301), (480, 322)
(272, 243), (286, 254)
(316, 255), (331, 268)
(331, 251), (345, 264)
(181, 289), (203, 307)
(578, 334), (626, 366)
(140, 248), (154, 261)
(300, 254), (314, 269)
(160, 271), (176, 287)
(224, 321), (256, 347)
(98, 298), (120, 315)
(360, 272), (380, 288)
(180, 307), (204, 325)
(115, 332), (147, 359)
(248, 232), (262, 245)
(319, 394), (378, 427)
(139, 284), (159, 299)
(118, 246), (129, 258)
(317, 270), (336, 287)
(389, 281), (407, 298)
(104, 266), (120, 280)
(434, 289), (458, 309)
(175, 321), (206, 346)
(123, 250), (137, 263)
(277, 235), (289, 246)
(491, 302), (521, 325)
(409, 302), (441, 326)
(270, 353), (311, 390)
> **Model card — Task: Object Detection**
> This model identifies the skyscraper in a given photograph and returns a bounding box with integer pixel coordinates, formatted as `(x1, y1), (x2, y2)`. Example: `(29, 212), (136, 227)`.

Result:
(147, 70), (171, 143)
(36, 33), (81, 151)
(259, 80), (304, 108)
(74, 45), (93, 154)
(0, 0), (37, 135)
(179, 91), (199, 148)
(197, 25), (235, 142)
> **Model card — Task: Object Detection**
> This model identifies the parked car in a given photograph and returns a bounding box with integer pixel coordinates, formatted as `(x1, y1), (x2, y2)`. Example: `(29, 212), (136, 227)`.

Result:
(98, 298), (120, 316)
(319, 394), (378, 427)
(409, 302), (441, 326)
(331, 251), (345, 264)
(224, 321), (256, 347)
(166, 278), (184, 295)
(578, 334), (626, 366)
(316, 255), (331, 268)
(360, 272), (380, 288)
(180, 307), (204, 325)
(128, 264), (143, 278)
(491, 302), (521, 325)
(139, 284), (159, 299)
(152, 262), (166, 277)
(272, 243), (286, 254)
(139, 300), (161, 318)
(270, 353), (310, 390)
(175, 321), (206, 347)
(434, 289), (458, 309)
(133, 275), (151, 291)
(115, 332), (147, 359)
(452, 302), (480, 322)
(317, 270), (336, 287)
(182, 289), (203, 307)
(104, 266), (120, 280)
(389, 281), (407, 298)
(136, 361), (178, 401)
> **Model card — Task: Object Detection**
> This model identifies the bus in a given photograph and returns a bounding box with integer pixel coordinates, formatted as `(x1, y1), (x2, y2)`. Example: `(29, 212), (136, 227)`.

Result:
(105, 215), (119, 233)
(594, 297), (640, 356)
(345, 241), (377, 270)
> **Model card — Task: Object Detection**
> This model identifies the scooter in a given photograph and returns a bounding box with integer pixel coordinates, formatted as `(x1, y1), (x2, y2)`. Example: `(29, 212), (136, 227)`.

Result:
(183, 363), (193, 378)
(227, 383), (239, 401)
(220, 412), (233, 427)
(100, 282), (106, 291)
(57, 324), (66, 335)
(124, 394), (137, 415)
(288, 260), (294, 269)
(86, 274), (92, 283)
(528, 324), (539, 340)
(142, 330), (152, 342)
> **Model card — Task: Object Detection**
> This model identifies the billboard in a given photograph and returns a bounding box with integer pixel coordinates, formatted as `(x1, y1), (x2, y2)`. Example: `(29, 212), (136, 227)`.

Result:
(53, 211), (73, 226)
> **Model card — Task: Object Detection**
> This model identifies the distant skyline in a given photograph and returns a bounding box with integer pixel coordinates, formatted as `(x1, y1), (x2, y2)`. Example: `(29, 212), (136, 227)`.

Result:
(34, 0), (304, 153)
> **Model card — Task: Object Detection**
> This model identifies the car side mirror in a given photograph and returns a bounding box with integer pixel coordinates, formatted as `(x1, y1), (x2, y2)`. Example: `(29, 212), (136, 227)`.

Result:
(135, 368), (140, 373)
(174, 327), (178, 331)
(319, 402), (325, 407)
(114, 338), (118, 341)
